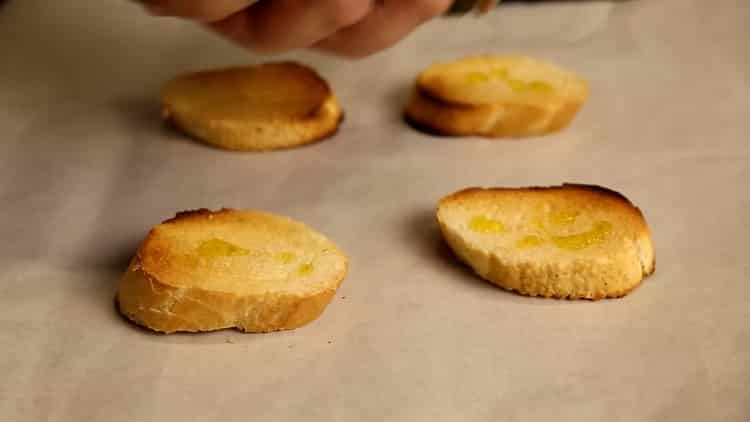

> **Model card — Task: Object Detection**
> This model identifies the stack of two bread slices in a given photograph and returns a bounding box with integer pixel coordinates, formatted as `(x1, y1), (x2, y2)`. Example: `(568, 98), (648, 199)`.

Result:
(405, 55), (590, 138)
(406, 58), (655, 299)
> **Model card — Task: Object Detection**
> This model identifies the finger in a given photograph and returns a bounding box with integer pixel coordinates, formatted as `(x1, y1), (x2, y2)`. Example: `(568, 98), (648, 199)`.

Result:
(313, 0), (453, 58)
(208, 0), (374, 54)
(145, 0), (256, 23)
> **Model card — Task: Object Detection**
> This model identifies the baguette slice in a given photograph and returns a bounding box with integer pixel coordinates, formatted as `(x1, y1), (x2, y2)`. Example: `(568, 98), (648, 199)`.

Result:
(161, 62), (343, 151)
(405, 55), (588, 138)
(436, 184), (655, 299)
(116, 209), (348, 333)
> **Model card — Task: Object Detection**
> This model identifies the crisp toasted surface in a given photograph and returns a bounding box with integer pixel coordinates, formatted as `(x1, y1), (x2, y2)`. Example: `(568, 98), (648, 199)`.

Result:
(161, 62), (343, 151)
(116, 209), (348, 333)
(437, 184), (655, 300)
(405, 55), (588, 138)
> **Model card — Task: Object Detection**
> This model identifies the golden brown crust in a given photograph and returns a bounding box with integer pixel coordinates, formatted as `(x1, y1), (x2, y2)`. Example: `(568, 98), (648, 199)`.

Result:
(161, 62), (343, 152)
(161, 207), (231, 224)
(116, 209), (348, 334)
(436, 184), (656, 300)
(405, 55), (588, 138)
(404, 89), (584, 138)
(439, 184), (640, 210)
(485, 274), (644, 300)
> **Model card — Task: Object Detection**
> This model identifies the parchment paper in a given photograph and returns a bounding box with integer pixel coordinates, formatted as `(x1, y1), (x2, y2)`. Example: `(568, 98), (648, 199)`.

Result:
(1, 1), (749, 421)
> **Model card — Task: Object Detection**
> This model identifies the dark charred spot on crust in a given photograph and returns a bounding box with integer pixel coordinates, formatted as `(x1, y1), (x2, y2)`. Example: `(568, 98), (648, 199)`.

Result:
(304, 104), (323, 120)
(560, 183), (634, 205)
(438, 184), (640, 212)
(438, 187), (485, 206)
(164, 209), (212, 223)
(162, 208), (236, 224)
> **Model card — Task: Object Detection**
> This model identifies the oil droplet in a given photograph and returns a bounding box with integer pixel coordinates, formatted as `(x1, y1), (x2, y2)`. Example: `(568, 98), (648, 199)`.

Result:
(469, 215), (506, 234)
(516, 235), (544, 249)
(552, 221), (613, 251)
(196, 238), (250, 258)
(526, 81), (554, 93)
(549, 210), (579, 228)
(490, 68), (510, 79)
(297, 263), (314, 276)
(466, 71), (489, 84)
(274, 252), (296, 264)
(506, 78), (528, 92)
(464, 67), (554, 93)
(529, 215), (547, 233)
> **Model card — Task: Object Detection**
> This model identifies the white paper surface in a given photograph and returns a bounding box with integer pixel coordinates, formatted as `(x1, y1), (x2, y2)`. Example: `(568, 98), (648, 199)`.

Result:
(1, 1), (749, 421)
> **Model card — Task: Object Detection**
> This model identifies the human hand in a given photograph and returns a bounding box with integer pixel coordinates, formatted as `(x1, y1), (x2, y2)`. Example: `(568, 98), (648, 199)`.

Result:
(141, 0), (454, 58)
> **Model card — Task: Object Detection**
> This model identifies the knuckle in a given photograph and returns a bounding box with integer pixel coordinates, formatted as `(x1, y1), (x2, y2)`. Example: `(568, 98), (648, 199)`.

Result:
(414, 0), (452, 20)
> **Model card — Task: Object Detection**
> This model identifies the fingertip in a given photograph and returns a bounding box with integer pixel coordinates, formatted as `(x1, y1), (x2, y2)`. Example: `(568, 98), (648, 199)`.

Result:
(206, 15), (283, 56)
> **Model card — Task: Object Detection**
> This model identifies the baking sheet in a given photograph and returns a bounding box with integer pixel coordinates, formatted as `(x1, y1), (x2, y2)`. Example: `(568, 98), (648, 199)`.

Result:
(1, 1), (749, 421)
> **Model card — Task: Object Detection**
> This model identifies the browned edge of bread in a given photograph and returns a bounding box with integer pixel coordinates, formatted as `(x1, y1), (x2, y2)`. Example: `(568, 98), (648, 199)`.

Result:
(164, 111), (345, 153)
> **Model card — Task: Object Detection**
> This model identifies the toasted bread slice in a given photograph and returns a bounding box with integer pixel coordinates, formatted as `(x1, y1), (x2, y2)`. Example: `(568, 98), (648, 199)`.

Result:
(116, 209), (348, 333)
(161, 62), (343, 151)
(405, 55), (588, 138)
(436, 184), (655, 299)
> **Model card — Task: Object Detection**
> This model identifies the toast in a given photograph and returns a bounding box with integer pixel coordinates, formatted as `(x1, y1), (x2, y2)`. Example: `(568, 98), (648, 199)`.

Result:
(436, 184), (655, 299)
(161, 62), (343, 151)
(405, 55), (589, 138)
(116, 209), (348, 333)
